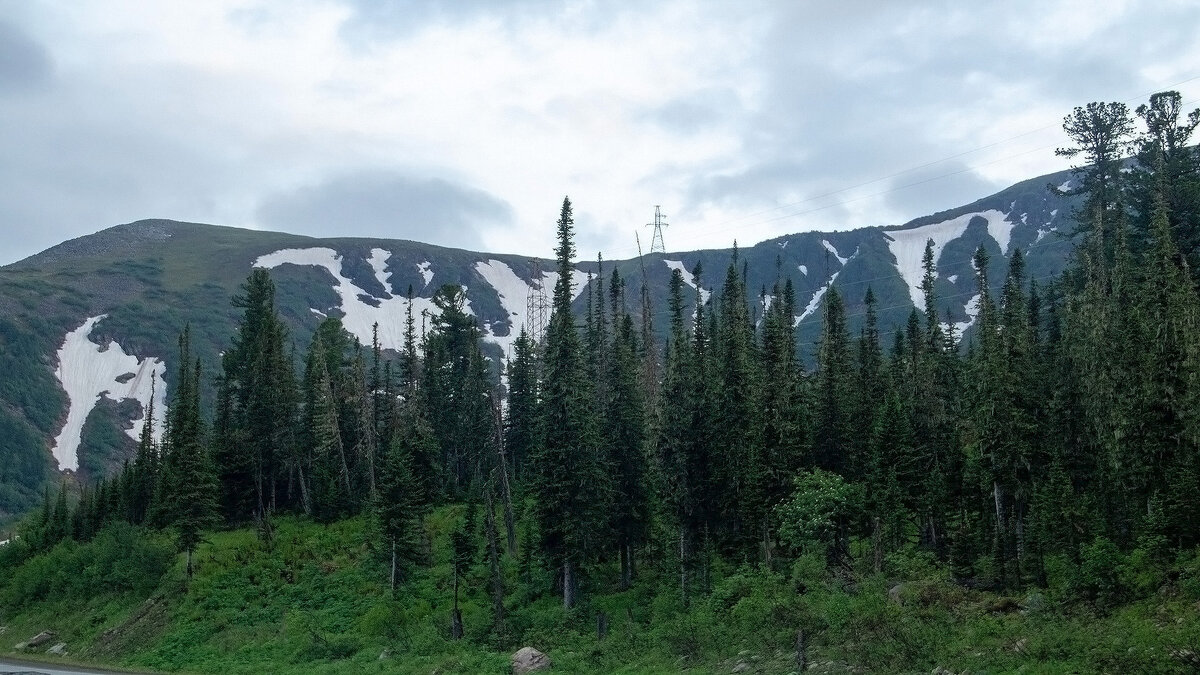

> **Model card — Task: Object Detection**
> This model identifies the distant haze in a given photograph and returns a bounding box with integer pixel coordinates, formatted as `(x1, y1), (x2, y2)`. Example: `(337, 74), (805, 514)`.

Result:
(0, 1), (1197, 265)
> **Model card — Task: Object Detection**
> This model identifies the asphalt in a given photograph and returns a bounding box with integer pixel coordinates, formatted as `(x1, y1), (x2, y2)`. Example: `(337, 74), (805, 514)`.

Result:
(0, 658), (129, 675)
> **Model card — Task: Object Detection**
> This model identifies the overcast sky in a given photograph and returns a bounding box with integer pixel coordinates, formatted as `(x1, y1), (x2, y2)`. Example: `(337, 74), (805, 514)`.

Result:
(1, 0), (1198, 265)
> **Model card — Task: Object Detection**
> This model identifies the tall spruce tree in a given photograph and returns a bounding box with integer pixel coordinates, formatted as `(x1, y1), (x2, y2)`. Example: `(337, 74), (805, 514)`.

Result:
(529, 197), (606, 610)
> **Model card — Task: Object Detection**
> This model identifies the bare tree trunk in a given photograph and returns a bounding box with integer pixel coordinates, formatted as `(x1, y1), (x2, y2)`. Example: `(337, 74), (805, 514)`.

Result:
(872, 516), (883, 574)
(762, 515), (773, 566)
(297, 464), (313, 516)
(485, 487), (505, 628)
(679, 528), (688, 605)
(491, 398), (518, 556)
(563, 559), (576, 610)
(390, 538), (397, 595)
(452, 564), (463, 639)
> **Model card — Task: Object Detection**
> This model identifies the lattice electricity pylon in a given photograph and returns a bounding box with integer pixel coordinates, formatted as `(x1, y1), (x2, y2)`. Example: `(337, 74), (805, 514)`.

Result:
(525, 258), (551, 345)
(646, 205), (668, 254)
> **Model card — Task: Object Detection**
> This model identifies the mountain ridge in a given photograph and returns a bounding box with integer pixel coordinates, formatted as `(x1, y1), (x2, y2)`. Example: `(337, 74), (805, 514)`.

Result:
(0, 166), (1082, 523)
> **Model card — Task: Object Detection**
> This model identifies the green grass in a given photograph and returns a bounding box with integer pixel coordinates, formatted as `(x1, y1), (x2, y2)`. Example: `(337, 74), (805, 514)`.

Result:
(3, 510), (1200, 674)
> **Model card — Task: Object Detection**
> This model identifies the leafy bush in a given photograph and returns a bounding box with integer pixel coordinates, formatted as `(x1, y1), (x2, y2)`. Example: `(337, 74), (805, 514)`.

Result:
(0, 522), (172, 608)
(1079, 536), (1125, 608)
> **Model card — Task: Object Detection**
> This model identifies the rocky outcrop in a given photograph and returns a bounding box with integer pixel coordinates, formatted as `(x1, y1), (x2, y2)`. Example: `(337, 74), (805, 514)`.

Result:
(15, 630), (56, 650)
(512, 646), (552, 674)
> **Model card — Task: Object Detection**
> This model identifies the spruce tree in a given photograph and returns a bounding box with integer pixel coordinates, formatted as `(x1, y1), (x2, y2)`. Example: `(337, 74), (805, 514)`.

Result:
(528, 197), (605, 610)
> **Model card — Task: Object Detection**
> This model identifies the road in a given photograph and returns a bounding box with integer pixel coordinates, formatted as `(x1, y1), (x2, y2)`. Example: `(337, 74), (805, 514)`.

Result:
(0, 658), (129, 675)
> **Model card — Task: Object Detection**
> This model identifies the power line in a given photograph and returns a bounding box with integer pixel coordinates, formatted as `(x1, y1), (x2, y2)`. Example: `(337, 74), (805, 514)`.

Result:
(594, 80), (1200, 260)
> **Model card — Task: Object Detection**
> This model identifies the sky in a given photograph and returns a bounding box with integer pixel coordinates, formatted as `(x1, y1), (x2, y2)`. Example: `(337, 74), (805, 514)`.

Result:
(1, 0), (1198, 266)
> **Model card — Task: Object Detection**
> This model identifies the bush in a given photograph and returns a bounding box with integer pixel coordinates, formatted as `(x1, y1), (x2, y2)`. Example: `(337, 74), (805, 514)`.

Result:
(1079, 537), (1125, 608)
(0, 522), (172, 608)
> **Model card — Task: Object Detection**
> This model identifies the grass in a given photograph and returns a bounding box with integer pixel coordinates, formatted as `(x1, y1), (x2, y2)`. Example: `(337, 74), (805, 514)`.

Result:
(3, 510), (1200, 674)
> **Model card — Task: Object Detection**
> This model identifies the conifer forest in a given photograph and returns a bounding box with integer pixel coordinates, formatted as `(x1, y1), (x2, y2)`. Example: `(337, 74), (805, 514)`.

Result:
(4, 94), (1200, 674)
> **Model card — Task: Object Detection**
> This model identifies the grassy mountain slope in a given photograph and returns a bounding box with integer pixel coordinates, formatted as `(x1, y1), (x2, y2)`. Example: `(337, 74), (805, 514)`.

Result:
(2, 509), (1198, 674)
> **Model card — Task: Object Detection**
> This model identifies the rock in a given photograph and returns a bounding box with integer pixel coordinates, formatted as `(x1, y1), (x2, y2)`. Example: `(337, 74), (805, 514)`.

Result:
(512, 646), (552, 674)
(378, 648), (392, 660)
(1021, 592), (1046, 614)
(1012, 638), (1028, 655)
(47, 642), (68, 655)
(732, 662), (750, 673)
(888, 583), (905, 605)
(23, 630), (56, 649)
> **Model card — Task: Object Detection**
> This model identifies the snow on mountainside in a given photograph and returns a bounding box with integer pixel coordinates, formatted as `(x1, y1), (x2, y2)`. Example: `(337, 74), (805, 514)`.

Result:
(662, 259), (712, 306)
(0, 165), (1081, 520)
(52, 315), (166, 472)
(255, 247), (588, 362)
(254, 247), (448, 353)
(885, 209), (1010, 309)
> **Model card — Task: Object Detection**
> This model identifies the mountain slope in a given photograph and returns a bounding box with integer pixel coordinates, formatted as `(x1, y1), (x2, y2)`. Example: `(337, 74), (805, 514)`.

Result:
(0, 168), (1081, 523)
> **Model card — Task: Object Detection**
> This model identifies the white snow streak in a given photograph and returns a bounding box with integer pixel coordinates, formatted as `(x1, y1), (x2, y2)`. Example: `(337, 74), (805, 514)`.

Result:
(821, 240), (850, 266)
(471, 259), (587, 361)
(885, 210), (1008, 308)
(254, 247), (446, 352)
(946, 294), (982, 338)
(255, 248), (588, 360)
(797, 271), (843, 325)
(51, 315), (167, 472)
(663, 260), (712, 306)
(798, 265), (808, 276)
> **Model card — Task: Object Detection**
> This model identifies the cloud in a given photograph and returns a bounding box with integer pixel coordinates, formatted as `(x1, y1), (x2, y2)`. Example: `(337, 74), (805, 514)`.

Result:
(883, 161), (1001, 219)
(0, 20), (53, 93)
(255, 170), (514, 249)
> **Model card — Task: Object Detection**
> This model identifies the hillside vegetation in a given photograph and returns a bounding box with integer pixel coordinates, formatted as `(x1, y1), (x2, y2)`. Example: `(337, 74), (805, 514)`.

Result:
(3, 93), (1200, 673)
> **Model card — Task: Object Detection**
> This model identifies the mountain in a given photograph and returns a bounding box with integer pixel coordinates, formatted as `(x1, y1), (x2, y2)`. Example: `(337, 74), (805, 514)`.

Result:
(0, 167), (1081, 523)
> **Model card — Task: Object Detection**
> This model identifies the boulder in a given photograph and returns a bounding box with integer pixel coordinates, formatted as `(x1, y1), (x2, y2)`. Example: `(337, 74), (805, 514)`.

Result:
(47, 642), (68, 656)
(23, 630), (57, 649)
(732, 661), (750, 673)
(512, 646), (552, 674)
(888, 583), (905, 605)
(379, 648), (392, 660)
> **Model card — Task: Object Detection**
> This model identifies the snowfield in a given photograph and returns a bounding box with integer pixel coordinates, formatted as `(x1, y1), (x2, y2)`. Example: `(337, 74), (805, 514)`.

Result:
(886, 209), (1010, 308)
(52, 315), (167, 472)
(255, 247), (450, 353)
(255, 248), (587, 362)
(663, 260), (712, 306)
(474, 259), (589, 360)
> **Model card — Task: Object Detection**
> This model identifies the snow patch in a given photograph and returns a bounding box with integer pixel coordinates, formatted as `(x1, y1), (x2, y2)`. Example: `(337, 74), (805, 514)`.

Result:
(798, 265), (808, 276)
(255, 248), (587, 361)
(472, 259), (587, 361)
(885, 209), (1008, 308)
(417, 261), (434, 288)
(796, 247), (860, 325)
(51, 316), (167, 472)
(1050, 209), (1058, 219)
(822, 240), (850, 266)
(663, 259), (711, 306)
(1058, 179), (1072, 192)
(947, 274), (959, 283)
(778, 240), (789, 249)
(797, 271), (841, 324)
(945, 294), (982, 338)
(255, 247), (449, 352)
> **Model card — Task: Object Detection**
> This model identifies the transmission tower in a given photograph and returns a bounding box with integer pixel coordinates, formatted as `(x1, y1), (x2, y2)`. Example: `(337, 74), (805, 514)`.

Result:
(525, 258), (551, 344)
(646, 205), (668, 254)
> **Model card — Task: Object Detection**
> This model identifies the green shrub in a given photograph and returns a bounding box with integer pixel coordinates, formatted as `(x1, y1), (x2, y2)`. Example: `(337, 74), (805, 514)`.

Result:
(0, 522), (172, 608)
(1079, 536), (1125, 608)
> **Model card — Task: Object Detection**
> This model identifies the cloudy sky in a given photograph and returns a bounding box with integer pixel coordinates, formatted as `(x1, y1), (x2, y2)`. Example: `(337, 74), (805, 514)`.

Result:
(1, 0), (1198, 265)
